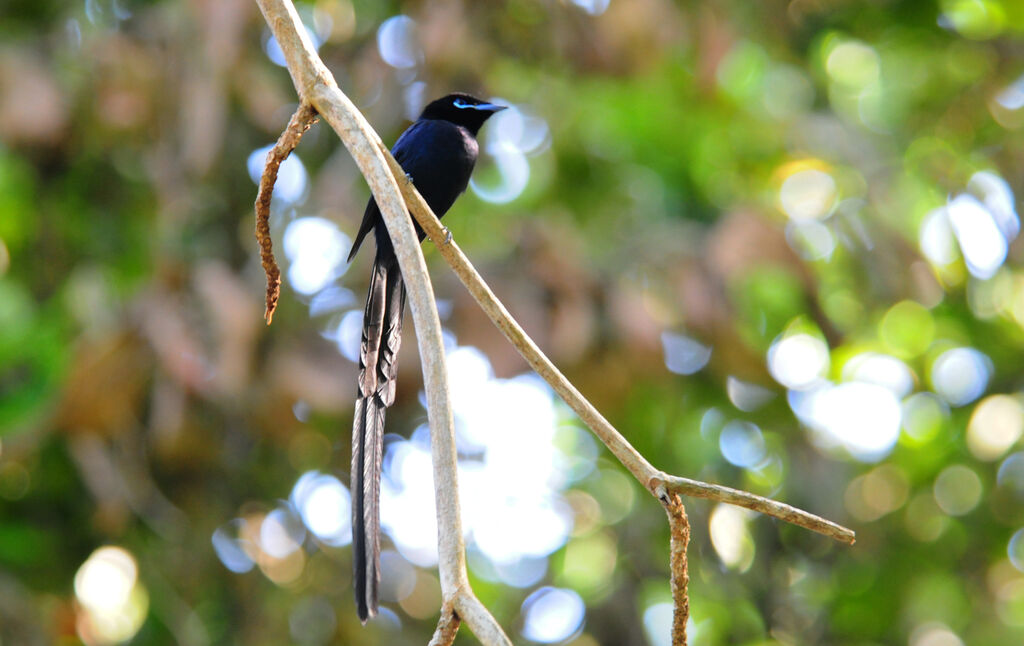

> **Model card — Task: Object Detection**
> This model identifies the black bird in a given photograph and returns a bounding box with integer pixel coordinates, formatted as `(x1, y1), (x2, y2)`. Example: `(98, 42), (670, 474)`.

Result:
(346, 93), (505, 622)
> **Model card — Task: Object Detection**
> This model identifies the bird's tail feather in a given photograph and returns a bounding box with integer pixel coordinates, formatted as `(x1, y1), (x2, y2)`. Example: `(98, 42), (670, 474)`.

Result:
(352, 248), (405, 623)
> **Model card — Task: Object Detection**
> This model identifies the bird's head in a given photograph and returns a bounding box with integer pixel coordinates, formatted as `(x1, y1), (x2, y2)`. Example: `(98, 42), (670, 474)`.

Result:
(420, 93), (506, 135)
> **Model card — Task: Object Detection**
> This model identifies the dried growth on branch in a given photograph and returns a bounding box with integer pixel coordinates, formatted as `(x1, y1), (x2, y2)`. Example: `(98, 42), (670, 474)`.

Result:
(661, 491), (691, 645)
(254, 102), (318, 324)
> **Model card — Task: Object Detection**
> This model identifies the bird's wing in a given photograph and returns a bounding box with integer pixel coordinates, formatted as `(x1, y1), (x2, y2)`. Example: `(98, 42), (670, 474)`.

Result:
(346, 120), (431, 262)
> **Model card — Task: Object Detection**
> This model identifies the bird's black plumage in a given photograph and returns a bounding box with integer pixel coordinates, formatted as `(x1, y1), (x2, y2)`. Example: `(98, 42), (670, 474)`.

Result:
(347, 93), (505, 622)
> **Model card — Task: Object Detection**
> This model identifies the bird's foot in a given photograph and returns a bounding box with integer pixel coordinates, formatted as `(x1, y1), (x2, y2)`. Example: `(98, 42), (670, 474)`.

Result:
(442, 227), (452, 245)
(404, 172), (414, 184)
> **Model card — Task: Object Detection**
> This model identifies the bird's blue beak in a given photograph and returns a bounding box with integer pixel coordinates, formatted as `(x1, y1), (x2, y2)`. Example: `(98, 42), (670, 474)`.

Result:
(477, 103), (507, 113)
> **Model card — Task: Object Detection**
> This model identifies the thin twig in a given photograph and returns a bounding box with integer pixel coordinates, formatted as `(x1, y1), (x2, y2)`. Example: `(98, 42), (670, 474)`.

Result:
(427, 605), (461, 646)
(383, 154), (857, 546)
(654, 477), (855, 544)
(661, 492), (690, 646)
(254, 102), (318, 324)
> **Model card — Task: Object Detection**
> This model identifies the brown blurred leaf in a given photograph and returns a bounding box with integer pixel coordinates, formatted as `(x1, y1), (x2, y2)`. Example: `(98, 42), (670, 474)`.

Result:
(56, 330), (152, 436)
(0, 47), (68, 146)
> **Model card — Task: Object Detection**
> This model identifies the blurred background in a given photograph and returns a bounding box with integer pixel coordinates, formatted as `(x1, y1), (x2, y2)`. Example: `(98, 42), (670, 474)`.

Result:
(1, 0), (1023, 644)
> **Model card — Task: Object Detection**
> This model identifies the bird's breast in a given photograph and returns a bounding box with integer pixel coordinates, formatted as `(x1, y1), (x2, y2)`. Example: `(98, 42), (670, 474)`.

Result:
(395, 121), (480, 217)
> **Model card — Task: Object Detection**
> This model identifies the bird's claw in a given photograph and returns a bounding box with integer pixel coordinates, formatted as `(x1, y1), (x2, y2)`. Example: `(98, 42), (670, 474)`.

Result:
(404, 172), (414, 184)
(443, 227), (452, 245)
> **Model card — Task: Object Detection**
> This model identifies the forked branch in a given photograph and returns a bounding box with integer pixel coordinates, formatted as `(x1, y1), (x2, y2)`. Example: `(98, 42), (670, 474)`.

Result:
(427, 605), (460, 646)
(254, 0), (853, 644)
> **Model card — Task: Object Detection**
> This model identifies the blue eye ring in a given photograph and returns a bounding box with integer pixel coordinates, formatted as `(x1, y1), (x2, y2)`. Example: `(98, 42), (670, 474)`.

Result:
(453, 98), (474, 109)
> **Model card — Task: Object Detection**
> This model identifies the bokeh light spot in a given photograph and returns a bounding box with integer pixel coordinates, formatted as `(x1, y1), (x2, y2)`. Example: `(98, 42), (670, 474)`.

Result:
(710, 505), (755, 571)
(931, 347), (992, 406)
(968, 171), (1019, 240)
(946, 194), (1009, 279)
(559, 532), (617, 595)
(998, 453), (1024, 498)
(331, 309), (363, 362)
(283, 217), (351, 295)
(968, 395), (1023, 461)
(842, 352), (915, 398)
(380, 345), (576, 581)
(642, 603), (674, 646)
(291, 471), (352, 546)
(996, 578), (1024, 627)
(785, 219), (836, 260)
(260, 507), (305, 558)
(74, 546), (148, 645)
(471, 102), (549, 204)
(810, 382), (902, 461)
(780, 169), (837, 220)
(719, 421), (767, 468)
(941, 0), (1006, 40)
(998, 73), (1024, 110)
(767, 332), (829, 390)
(909, 622), (965, 646)
(662, 331), (712, 375)
(879, 300), (934, 358)
(1009, 528), (1024, 573)
(74, 546), (137, 614)
(933, 464), (983, 516)
(905, 492), (949, 542)
(570, 0), (610, 16)
(826, 40), (880, 88)
(521, 587), (585, 643)
(902, 393), (949, 446)
(377, 15), (421, 69)
(844, 464), (910, 521)
(213, 519), (256, 574)
(920, 207), (960, 266)
(726, 376), (775, 412)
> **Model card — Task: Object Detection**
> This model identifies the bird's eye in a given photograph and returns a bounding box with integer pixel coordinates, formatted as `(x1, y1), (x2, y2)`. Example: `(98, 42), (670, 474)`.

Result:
(452, 99), (473, 109)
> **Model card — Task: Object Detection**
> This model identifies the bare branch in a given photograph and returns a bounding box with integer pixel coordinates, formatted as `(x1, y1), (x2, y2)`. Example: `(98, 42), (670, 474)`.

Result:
(254, 102), (318, 325)
(661, 492), (690, 646)
(383, 155), (857, 546)
(654, 477), (855, 545)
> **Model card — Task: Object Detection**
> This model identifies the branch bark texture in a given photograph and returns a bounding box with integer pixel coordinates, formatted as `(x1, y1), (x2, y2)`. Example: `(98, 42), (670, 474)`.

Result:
(663, 492), (690, 645)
